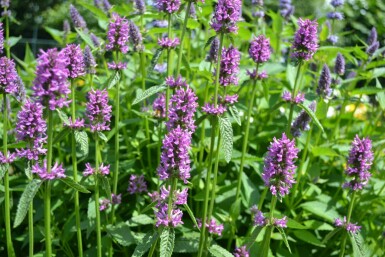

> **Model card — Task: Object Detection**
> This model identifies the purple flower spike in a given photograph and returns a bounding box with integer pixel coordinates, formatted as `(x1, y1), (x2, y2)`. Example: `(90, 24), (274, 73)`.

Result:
(153, 93), (166, 118)
(367, 27), (377, 46)
(291, 101), (316, 137)
(0, 151), (16, 164)
(327, 12), (344, 20)
(217, 46), (240, 86)
(0, 57), (19, 95)
(279, 0), (295, 20)
(317, 64), (332, 98)
(106, 13), (129, 54)
(251, 207), (267, 227)
(90, 33), (101, 48)
(262, 133), (299, 198)
(282, 91), (305, 104)
(211, 0), (242, 34)
(335, 217), (361, 234)
(343, 135), (373, 191)
(63, 44), (85, 79)
(0, 22), (4, 54)
(128, 174), (148, 194)
(84, 46), (97, 74)
(158, 37), (180, 49)
(335, 53), (345, 76)
(100, 199), (110, 211)
(206, 37), (219, 63)
(249, 35), (271, 64)
(202, 103), (226, 115)
(102, 0), (112, 12)
(155, 203), (183, 227)
(32, 48), (70, 110)
(129, 21), (144, 52)
(70, 4), (88, 31)
(86, 89), (112, 132)
(234, 245), (249, 257)
(155, 0), (181, 14)
(165, 75), (188, 88)
(273, 216), (288, 228)
(83, 163), (95, 176)
(291, 18), (319, 61)
(207, 219), (224, 236)
(107, 62), (127, 70)
(134, 0), (146, 14)
(32, 160), (66, 180)
(331, 0), (344, 7)
(247, 70), (268, 80)
(367, 41), (379, 56)
(111, 193), (121, 204)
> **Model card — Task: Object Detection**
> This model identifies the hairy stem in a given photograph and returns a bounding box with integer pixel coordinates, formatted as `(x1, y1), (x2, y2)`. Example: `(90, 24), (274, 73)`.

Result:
(287, 63), (302, 136)
(339, 191), (356, 257)
(175, 1), (192, 75)
(95, 136), (102, 257)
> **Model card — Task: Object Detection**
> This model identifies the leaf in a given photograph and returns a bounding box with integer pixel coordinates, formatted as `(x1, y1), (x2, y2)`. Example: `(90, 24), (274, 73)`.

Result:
(141, 201), (158, 214)
(160, 227), (175, 257)
(24, 165), (33, 181)
(130, 214), (154, 226)
(107, 70), (121, 89)
(322, 227), (342, 243)
(99, 175), (111, 201)
(298, 103), (324, 133)
(0, 164), (9, 180)
(311, 147), (339, 157)
(351, 87), (385, 95)
(204, 35), (216, 49)
(59, 177), (90, 193)
(14, 179), (43, 227)
(300, 201), (339, 223)
(98, 132), (108, 142)
(229, 198), (241, 224)
(376, 79), (385, 110)
(78, 1), (108, 21)
(228, 105), (241, 126)
(218, 115), (233, 163)
(56, 109), (70, 125)
(246, 226), (263, 248)
(174, 237), (199, 253)
(53, 127), (71, 144)
(106, 222), (135, 247)
(293, 230), (325, 247)
(349, 232), (369, 257)
(181, 53), (191, 73)
(132, 85), (166, 105)
(74, 130), (89, 157)
(209, 244), (234, 257)
(277, 227), (292, 253)
(132, 231), (159, 257)
(148, 48), (164, 73)
(44, 26), (63, 45)
(183, 204), (200, 231)
(87, 199), (96, 238)
(75, 28), (96, 50)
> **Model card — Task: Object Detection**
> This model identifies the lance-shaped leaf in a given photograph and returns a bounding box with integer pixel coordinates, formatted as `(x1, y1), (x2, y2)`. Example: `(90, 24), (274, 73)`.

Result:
(298, 103), (324, 133)
(60, 177), (90, 193)
(218, 115), (233, 163)
(133, 84), (166, 105)
(74, 130), (89, 156)
(99, 175), (112, 201)
(160, 227), (175, 257)
(107, 70), (121, 89)
(209, 244), (234, 257)
(0, 164), (9, 180)
(148, 48), (164, 73)
(228, 105), (241, 126)
(132, 231), (159, 257)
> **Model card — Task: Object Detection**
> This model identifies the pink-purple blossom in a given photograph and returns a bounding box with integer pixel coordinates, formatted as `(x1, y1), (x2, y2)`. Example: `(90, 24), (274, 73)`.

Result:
(202, 103), (227, 115)
(83, 46), (97, 74)
(155, 0), (181, 14)
(249, 35), (271, 64)
(211, 0), (242, 34)
(63, 44), (85, 79)
(70, 4), (88, 31)
(234, 246), (249, 257)
(273, 216), (288, 228)
(317, 64), (332, 98)
(153, 93), (166, 118)
(106, 13), (129, 53)
(158, 37), (180, 49)
(127, 174), (148, 194)
(247, 70), (268, 80)
(0, 57), (19, 95)
(165, 75), (187, 88)
(107, 62), (127, 70)
(32, 161), (66, 180)
(282, 91), (305, 104)
(291, 19), (319, 61)
(335, 217), (361, 234)
(86, 89), (112, 132)
(83, 163), (110, 176)
(217, 46), (240, 86)
(196, 218), (224, 236)
(0, 151), (16, 164)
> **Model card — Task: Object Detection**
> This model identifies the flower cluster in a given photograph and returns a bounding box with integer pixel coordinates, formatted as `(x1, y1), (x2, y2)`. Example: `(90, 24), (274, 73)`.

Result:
(64, 118), (85, 130)
(32, 48), (70, 110)
(366, 27), (379, 56)
(234, 245), (249, 257)
(317, 64), (332, 98)
(247, 70), (268, 80)
(134, 0), (146, 14)
(217, 46), (240, 86)
(249, 35), (271, 64)
(99, 193), (121, 211)
(327, 0), (344, 44)
(262, 133), (299, 198)
(158, 37), (180, 49)
(107, 62), (127, 70)
(32, 161), (66, 180)
(331, 0), (344, 7)
(196, 218), (224, 236)
(155, 0), (181, 14)
(0, 57), (19, 95)
(83, 46), (97, 74)
(127, 174), (148, 194)
(106, 13), (129, 54)
(165, 75), (187, 88)
(344, 135), (373, 191)
(129, 21), (144, 52)
(0, 151), (16, 164)
(291, 101), (316, 137)
(153, 93), (166, 118)
(273, 216), (288, 228)
(86, 89), (112, 132)
(206, 37), (219, 63)
(63, 44), (85, 79)
(291, 19), (319, 61)
(335, 53), (345, 76)
(70, 4), (88, 31)
(211, 0), (242, 34)
(279, 0), (295, 20)
(83, 163), (110, 176)
(252, 0), (264, 18)
(251, 206), (267, 226)
(335, 217), (361, 233)
(282, 91), (305, 104)
(327, 12), (344, 20)
(201, 103), (226, 115)
(0, 22), (3, 54)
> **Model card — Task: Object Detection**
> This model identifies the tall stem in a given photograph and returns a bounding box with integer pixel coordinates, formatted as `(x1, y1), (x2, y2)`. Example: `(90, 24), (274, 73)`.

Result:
(70, 80), (83, 257)
(44, 109), (54, 257)
(165, 14), (172, 118)
(95, 136), (102, 257)
(29, 200), (34, 257)
(175, 1), (192, 75)
(5, 14), (10, 58)
(339, 191), (356, 257)
(287, 63), (302, 136)
(262, 196), (277, 257)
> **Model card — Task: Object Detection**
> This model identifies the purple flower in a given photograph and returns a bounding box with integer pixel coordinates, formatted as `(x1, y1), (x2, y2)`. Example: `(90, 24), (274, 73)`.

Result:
(84, 46), (97, 74)
(153, 20), (168, 28)
(155, 0), (181, 14)
(234, 246), (249, 257)
(331, 0), (344, 7)
(70, 4), (88, 31)
(249, 35), (271, 63)
(107, 62), (127, 70)
(335, 217), (361, 234)
(327, 12), (344, 20)
(327, 35), (339, 45)
(99, 163), (110, 175)
(153, 93), (166, 118)
(158, 37), (180, 49)
(273, 216), (288, 228)
(317, 64), (332, 98)
(223, 94), (238, 105)
(206, 37), (219, 63)
(90, 33), (101, 48)
(282, 91), (305, 104)
(106, 13), (129, 54)
(367, 41), (379, 56)
(155, 203), (183, 227)
(86, 89), (112, 132)
(127, 174), (148, 194)
(166, 86), (198, 132)
(291, 19), (319, 61)
(291, 101), (316, 137)
(63, 44), (85, 79)
(165, 75), (187, 88)
(32, 161), (66, 180)
(335, 53), (345, 76)
(344, 135), (373, 191)
(157, 127), (192, 183)
(154, 63), (167, 73)
(134, 0), (146, 14)
(0, 57), (19, 95)
(211, 0), (242, 34)
(100, 198), (110, 211)
(247, 70), (268, 80)
(159, 186), (188, 205)
(217, 46), (240, 86)
(64, 118), (85, 130)
(83, 163), (95, 176)
(83, 163), (110, 176)
(279, 0), (295, 20)
(111, 193), (121, 204)
(32, 48), (70, 110)
(0, 22), (4, 54)
(0, 151), (16, 164)
(262, 133), (299, 198)
(207, 219), (224, 236)
(102, 0), (112, 12)
(367, 27), (377, 46)
(129, 21), (144, 52)
(251, 207), (267, 226)
(202, 103), (227, 115)
(0, 0), (9, 9)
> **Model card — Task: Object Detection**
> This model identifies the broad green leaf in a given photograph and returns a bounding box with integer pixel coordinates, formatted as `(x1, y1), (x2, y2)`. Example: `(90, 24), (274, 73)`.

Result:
(14, 179), (43, 227)
(293, 230), (325, 247)
(132, 231), (159, 257)
(44, 27), (63, 45)
(298, 103), (324, 133)
(107, 70), (121, 89)
(277, 227), (292, 253)
(78, 1), (108, 21)
(99, 175), (111, 201)
(24, 165), (32, 181)
(376, 79), (385, 110)
(0, 164), (9, 180)
(106, 222), (135, 247)
(287, 219), (307, 230)
(98, 132), (108, 142)
(351, 87), (385, 95)
(229, 105), (241, 126)
(229, 198), (241, 224)
(204, 35), (217, 49)
(218, 115), (233, 163)
(60, 177), (90, 193)
(148, 48), (164, 73)
(56, 109), (70, 125)
(186, 19), (200, 29)
(133, 85), (166, 105)
(183, 204), (200, 230)
(349, 232), (369, 257)
(160, 227), (175, 257)
(75, 28), (96, 50)
(174, 237), (199, 253)
(209, 244), (234, 257)
(311, 147), (339, 157)
(87, 199), (96, 238)
(300, 201), (339, 223)
(181, 53), (191, 73)
(130, 214), (154, 226)
(74, 130), (89, 156)
(246, 226), (263, 248)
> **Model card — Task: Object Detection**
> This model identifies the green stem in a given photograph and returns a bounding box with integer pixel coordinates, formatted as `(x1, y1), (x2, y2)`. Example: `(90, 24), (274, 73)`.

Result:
(5, 14), (10, 58)
(165, 14), (172, 118)
(258, 188), (268, 210)
(71, 80), (83, 257)
(29, 201), (34, 257)
(175, 1), (192, 75)
(167, 178), (177, 220)
(339, 191), (356, 257)
(148, 236), (158, 257)
(287, 63), (302, 136)
(262, 196), (277, 257)
(95, 136), (102, 257)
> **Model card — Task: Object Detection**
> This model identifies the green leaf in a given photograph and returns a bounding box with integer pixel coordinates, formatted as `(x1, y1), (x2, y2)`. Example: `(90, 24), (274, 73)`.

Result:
(209, 244), (234, 257)
(59, 177), (90, 193)
(107, 70), (121, 89)
(0, 164), (9, 180)
(75, 28), (96, 50)
(148, 48), (164, 73)
(174, 237), (199, 253)
(74, 130), (89, 157)
(130, 214), (154, 226)
(204, 35), (216, 49)
(78, 1), (109, 21)
(246, 226), (263, 248)
(183, 204), (200, 231)
(181, 53), (191, 73)
(99, 175), (112, 201)
(311, 147), (339, 157)
(229, 198), (241, 224)
(300, 201), (339, 223)
(293, 230), (325, 247)
(44, 26), (63, 45)
(228, 105), (241, 126)
(322, 227), (342, 243)
(160, 227), (175, 257)
(24, 165), (33, 181)
(351, 87), (385, 95)
(98, 132), (108, 142)
(14, 179), (43, 227)
(87, 199), (96, 238)
(56, 109), (70, 125)
(132, 85), (166, 105)
(349, 232), (369, 257)
(132, 231), (159, 257)
(218, 115), (233, 163)
(376, 79), (385, 110)
(106, 222), (135, 247)
(53, 127), (71, 144)
(277, 227), (292, 253)
(298, 103), (324, 133)
(141, 201), (158, 214)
